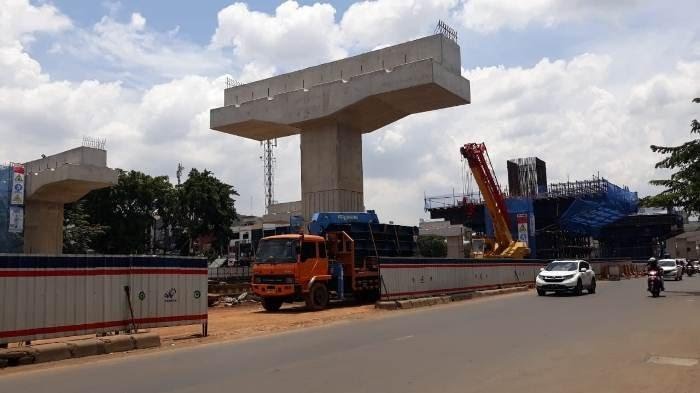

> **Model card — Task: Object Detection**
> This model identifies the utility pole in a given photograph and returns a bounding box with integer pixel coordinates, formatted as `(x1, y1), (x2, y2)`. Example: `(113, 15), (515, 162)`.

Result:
(261, 139), (277, 213)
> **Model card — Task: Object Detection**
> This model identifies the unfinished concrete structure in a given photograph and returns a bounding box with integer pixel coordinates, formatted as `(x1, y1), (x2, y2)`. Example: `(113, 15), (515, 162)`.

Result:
(23, 147), (117, 254)
(211, 34), (471, 220)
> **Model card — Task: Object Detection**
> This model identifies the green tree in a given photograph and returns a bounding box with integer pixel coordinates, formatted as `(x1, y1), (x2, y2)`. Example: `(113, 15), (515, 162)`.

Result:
(174, 168), (238, 256)
(81, 170), (175, 254)
(417, 235), (448, 257)
(642, 98), (700, 215)
(63, 201), (107, 254)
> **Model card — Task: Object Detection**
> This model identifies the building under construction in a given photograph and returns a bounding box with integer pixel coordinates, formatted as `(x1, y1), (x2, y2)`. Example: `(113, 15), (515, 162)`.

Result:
(425, 157), (683, 259)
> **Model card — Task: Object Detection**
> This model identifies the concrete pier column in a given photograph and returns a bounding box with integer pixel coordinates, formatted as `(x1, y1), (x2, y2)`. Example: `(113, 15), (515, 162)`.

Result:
(23, 200), (64, 254)
(301, 121), (364, 220)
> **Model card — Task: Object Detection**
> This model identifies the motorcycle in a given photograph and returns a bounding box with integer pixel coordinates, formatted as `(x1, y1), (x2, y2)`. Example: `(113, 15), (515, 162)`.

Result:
(648, 270), (663, 297)
(686, 264), (696, 277)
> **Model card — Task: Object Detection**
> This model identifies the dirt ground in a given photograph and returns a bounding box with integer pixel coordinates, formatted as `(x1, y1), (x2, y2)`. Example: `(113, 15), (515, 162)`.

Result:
(153, 301), (382, 347)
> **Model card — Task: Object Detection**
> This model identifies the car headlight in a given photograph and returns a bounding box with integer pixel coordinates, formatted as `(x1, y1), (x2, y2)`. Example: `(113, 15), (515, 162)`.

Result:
(562, 274), (575, 280)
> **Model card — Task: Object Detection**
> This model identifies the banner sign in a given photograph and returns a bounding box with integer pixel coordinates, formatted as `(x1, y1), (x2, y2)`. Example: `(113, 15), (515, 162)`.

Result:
(8, 206), (24, 233)
(517, 213), (529, 245)
(10, 164), (25, 206)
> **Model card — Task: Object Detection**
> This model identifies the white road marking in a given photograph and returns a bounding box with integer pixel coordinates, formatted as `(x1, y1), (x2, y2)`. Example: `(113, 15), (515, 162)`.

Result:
(647, 356), (699, 367)
(393, 335), (414, 341)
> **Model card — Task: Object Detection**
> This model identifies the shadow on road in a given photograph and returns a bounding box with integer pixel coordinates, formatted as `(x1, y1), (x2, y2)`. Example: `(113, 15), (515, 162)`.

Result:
(253, 299), (367, 314)
(663, 290), (700, 297)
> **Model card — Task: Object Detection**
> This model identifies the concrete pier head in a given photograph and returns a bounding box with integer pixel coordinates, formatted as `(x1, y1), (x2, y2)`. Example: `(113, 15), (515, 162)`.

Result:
(23, 147), (117, 254)
(210, 34), (471, 220)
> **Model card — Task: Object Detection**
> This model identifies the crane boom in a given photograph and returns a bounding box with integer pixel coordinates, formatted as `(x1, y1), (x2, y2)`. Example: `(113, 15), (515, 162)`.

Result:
(460, 143), (530, 258)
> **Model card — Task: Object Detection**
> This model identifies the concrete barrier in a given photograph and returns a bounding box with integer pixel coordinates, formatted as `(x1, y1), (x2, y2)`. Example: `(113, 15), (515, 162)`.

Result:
(99, 335), (135, 353)
(33, 343), (72, 364)
(0, 348), (37, 366)
(66, 338), (105, 358)
(132, 333), (161, 349)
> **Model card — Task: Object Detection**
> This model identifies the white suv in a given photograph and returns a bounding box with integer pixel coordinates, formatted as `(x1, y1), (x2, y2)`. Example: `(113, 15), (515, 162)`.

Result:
(536, 260), (596, 296)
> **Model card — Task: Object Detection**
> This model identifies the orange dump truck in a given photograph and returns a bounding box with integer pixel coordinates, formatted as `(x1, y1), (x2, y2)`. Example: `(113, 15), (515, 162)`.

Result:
(251, 212), (417, 311)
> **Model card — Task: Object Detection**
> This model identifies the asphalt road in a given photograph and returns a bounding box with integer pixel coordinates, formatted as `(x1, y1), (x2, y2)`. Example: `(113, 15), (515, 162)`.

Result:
(3, 277), (700, 393)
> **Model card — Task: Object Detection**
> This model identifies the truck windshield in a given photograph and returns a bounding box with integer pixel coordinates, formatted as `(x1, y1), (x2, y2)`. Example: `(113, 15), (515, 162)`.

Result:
(256, 239), (298, 263)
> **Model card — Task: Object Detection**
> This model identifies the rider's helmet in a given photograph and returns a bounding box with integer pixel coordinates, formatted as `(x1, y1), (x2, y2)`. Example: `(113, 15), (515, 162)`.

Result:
(648, 257), (657, 263)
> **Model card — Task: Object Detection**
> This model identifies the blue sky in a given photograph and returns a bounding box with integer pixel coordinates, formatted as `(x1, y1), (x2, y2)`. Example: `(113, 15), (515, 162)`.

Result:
(2, 0), (700, 223)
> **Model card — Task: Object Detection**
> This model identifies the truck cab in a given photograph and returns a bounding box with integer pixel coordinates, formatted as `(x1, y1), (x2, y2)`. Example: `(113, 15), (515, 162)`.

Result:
(251, 234), (332, 311)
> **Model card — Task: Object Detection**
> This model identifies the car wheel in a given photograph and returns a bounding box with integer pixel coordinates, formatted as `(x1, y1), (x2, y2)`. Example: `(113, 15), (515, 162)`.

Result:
(588, 278), (596, 294)
(574, 280), (583, 296)
(537, 289), (546, 296)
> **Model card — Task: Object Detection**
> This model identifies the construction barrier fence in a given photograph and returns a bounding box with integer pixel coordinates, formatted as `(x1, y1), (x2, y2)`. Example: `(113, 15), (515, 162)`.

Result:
(0, 254), (208, 345)
(379, 258), (646, 300)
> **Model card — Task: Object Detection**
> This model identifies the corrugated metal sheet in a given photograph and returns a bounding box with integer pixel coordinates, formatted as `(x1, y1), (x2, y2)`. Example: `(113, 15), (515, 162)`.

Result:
(208, 266), (251, 280)
(0, 255), (207, 344)
(380, 259), (545, 300)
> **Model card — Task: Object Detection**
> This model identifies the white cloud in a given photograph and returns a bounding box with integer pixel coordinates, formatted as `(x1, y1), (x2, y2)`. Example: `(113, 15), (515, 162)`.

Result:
(54, 12), (230, 83)
(0, 0), (72, 44)
(340, 0), (458, 50)
(211, 1), (346, 77)
(457, 0), (645, 33)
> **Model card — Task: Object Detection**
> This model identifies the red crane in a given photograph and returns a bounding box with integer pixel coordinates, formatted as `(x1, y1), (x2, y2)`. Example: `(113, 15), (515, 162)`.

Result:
(460, 143), (529, 258)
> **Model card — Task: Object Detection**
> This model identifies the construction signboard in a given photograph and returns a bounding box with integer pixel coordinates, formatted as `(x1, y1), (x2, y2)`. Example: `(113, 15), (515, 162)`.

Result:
(517, 213), (529, 245)
(10, 164), (25, 206)
(8, 206), (23, 233)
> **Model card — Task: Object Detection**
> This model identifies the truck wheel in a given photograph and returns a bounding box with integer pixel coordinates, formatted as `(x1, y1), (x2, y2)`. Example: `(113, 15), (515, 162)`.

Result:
(306, 283), (329, 311)
(261, 298), (283, 312)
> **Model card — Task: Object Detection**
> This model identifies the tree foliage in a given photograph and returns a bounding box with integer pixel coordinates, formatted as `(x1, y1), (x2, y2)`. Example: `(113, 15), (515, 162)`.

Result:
(63, 201), (107, 254)
(417, 235), (448, 257)
(69, 168), (238, 256)
(173, 168), (238, 256)
(642, 98), (700, 215)
(80, 170), (174, 254)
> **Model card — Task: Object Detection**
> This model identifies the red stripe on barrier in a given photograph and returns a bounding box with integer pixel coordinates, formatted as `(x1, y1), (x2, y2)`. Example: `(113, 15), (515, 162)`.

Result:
(381, 264), (543, 268)
(0, 268), (207, 277)
(384, 281), (527, 298)
(0, 314), (208, 339)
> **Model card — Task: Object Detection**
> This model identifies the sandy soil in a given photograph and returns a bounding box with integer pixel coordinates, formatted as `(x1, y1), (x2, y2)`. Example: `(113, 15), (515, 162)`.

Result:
(154, 301), (382, 346)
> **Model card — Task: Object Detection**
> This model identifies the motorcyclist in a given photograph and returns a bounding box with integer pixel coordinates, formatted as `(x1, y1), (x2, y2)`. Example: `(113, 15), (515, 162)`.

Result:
(647, 257), (665, 291)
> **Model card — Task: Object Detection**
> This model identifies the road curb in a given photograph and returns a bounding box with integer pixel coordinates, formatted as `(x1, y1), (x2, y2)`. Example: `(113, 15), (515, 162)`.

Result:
(376, 286), (530, 311)
(0, 333), (161, 368)
(33, 343), (72, 364)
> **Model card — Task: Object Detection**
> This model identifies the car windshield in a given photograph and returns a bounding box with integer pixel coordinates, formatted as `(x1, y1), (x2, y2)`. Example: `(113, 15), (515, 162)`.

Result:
(255, 239), (298, 263)
(659, 260), (676, 267)
(545, 261), (578, 271)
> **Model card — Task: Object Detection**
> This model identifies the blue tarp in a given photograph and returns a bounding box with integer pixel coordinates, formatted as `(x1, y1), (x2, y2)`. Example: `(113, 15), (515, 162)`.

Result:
(559, 181), (638, 236)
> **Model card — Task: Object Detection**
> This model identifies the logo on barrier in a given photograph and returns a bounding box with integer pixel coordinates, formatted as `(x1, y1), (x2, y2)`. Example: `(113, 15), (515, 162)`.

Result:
(194, 290), (201, 299)
(138, 291), (146, 301)
(164, 288), (177, 303)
